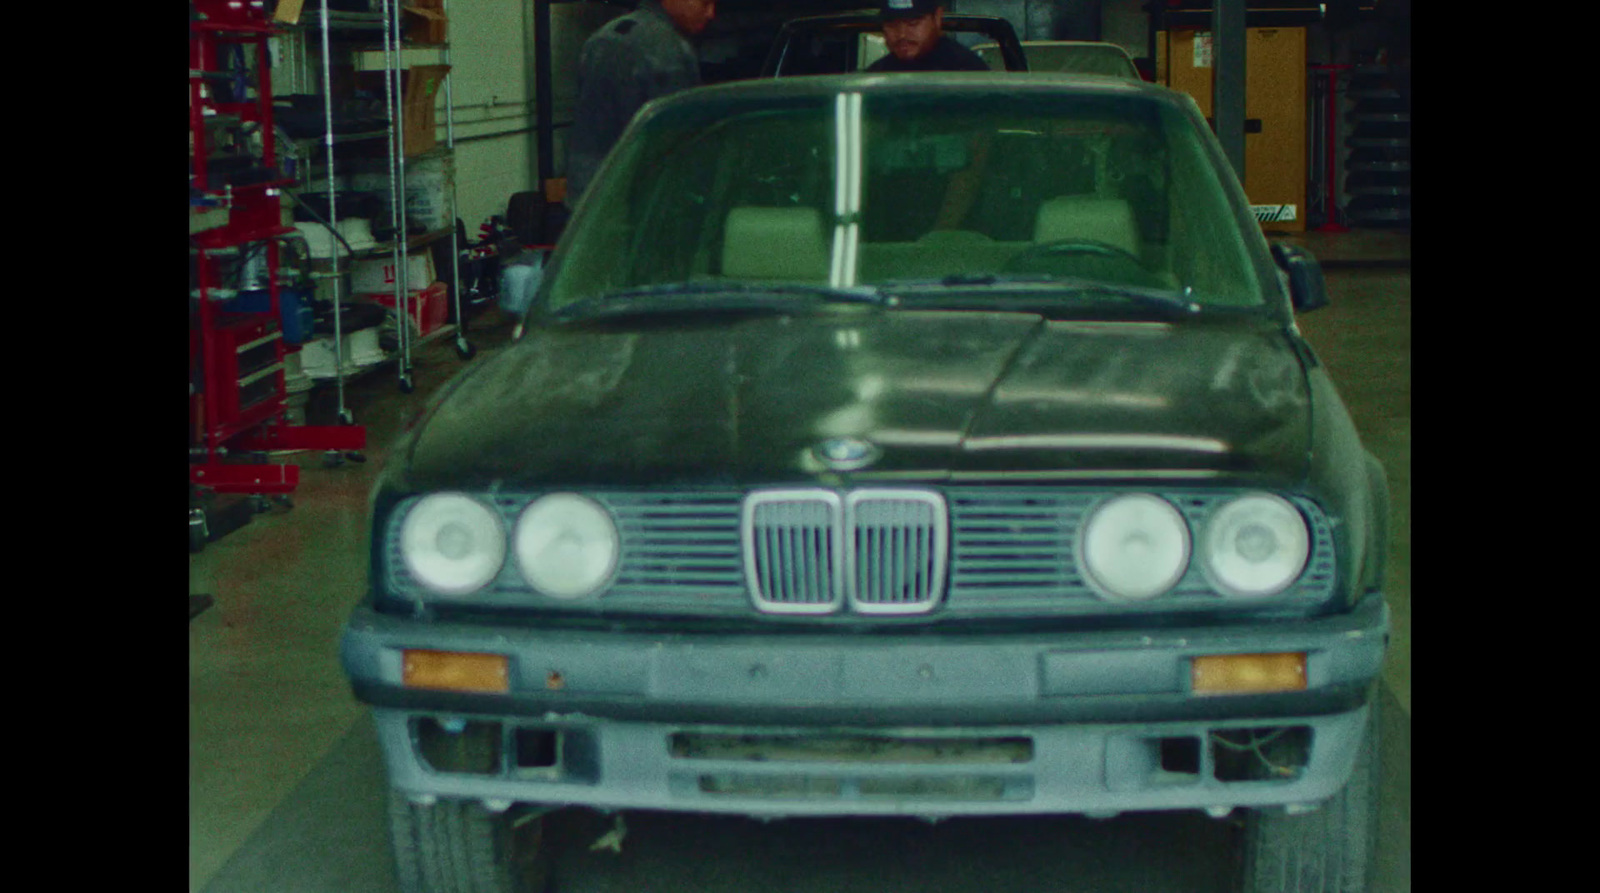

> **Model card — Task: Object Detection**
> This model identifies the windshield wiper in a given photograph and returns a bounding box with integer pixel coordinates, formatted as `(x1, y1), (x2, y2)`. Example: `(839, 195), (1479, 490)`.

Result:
(553, 281), (894, 321)
(884, 274), (1202, 315)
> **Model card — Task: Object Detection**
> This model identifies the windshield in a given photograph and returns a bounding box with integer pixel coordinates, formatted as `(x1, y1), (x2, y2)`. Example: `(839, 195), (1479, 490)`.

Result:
(547, 85), (1267, 314)
(980, 43), (1140, 78)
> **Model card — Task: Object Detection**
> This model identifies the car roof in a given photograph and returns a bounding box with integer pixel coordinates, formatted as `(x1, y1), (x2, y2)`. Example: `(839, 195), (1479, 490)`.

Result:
(658, 70), (1180, 107)
(975, 40), (1136, 53)
(777, 11), (1012, 28)
(763, 11), (1029, 75)
(1023, 40), (1134, 49)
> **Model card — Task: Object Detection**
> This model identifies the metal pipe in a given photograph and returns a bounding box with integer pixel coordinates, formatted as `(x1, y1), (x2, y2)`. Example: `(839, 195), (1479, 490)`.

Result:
(386, 0), (411, 380)
(536, 0), (554, 185)
(449, 111), (540, 125)
(445, 98), (537, 112)
(451, 126), (539, 144)
(317, 0), (350, 418)
(1212, 0), (1247, 182)
(444, 0), (464, 341)
(1311, 64), (1353, 233)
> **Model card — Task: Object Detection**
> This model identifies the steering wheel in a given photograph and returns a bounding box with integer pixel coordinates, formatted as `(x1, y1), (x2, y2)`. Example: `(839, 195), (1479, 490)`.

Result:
(1003, 238), (1146, 273)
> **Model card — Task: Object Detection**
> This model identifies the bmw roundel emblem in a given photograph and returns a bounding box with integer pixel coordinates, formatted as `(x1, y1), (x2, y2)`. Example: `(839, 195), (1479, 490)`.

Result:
(815, 437), (881, 471)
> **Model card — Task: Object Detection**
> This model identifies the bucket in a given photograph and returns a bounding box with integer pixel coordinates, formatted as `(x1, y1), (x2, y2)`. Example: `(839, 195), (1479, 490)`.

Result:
(233, 233), (312, 291)
(237, 243), (272, 291)
(499, 252), (544, 316)
(405, 156), (455, 232)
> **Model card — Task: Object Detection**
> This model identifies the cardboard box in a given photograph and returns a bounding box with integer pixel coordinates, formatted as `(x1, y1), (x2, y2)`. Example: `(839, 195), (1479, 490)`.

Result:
(405, 155), (455, 231)
(363, 66), (451, 156)
(352, 252), (435, 295)
(402, 65), (450, 156)
(372, 281), (450, 336)
(1157, 28), (1306, 233)
(402, 2), (448, 45)
(273, 0), (305, 25)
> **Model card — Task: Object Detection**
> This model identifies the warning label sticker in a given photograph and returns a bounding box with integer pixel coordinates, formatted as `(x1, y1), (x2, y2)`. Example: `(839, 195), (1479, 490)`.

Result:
(1252, 205), (1298, 223)
(1194, 33), (1214, 68)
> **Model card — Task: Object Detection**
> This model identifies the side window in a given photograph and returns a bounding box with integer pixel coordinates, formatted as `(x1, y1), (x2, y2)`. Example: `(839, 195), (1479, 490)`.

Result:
(779, 33), (855, 75)
(858, 33), (888, 70)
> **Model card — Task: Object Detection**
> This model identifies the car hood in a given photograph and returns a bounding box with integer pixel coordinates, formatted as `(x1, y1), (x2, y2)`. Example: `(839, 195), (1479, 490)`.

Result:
(403, 310), (1311, 490)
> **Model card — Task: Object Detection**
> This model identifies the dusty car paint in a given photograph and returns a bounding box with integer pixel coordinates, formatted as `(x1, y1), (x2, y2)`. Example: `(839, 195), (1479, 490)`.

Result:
(402, 311), (1311, 490)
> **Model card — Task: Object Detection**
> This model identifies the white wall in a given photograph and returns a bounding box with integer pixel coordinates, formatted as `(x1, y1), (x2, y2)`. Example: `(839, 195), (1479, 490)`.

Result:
(391, 0), (540, 229)
(439, 0), (622, 219)
(432, 0), (537, 228)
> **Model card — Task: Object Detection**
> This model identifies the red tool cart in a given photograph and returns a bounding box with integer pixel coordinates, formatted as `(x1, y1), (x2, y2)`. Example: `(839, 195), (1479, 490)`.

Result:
(190, 0), (364, 538)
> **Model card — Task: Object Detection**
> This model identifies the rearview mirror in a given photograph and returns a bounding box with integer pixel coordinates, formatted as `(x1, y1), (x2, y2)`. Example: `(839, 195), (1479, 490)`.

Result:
(1270, 242), (1330, 313)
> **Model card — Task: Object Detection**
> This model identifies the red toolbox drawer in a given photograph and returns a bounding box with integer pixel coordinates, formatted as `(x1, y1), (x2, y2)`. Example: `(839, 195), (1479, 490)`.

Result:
(207, 314), (284, 427)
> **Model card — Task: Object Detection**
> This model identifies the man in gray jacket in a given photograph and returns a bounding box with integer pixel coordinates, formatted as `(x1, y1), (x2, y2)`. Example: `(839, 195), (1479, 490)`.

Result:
(566, 0), (716, 204)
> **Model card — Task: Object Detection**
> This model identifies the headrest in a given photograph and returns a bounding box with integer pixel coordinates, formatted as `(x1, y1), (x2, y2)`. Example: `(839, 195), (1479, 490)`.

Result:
(1033, 196), (1139, 256)
(722, 207), (830, 282)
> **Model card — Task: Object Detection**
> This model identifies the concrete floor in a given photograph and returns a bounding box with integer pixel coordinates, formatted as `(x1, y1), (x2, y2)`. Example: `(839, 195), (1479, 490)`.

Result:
(189, 229), (1409, 893)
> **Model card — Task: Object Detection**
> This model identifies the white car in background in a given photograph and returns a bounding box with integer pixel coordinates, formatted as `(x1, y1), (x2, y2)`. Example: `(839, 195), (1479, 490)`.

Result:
(978, 40), (1143, 79)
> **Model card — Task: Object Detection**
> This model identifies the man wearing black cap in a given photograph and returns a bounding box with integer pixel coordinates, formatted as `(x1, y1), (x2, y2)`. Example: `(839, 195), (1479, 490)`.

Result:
(868, 0), (989, 72)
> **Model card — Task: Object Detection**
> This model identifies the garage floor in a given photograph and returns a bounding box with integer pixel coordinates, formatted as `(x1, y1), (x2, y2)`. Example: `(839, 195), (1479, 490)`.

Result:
(189, 229), (1410, 893)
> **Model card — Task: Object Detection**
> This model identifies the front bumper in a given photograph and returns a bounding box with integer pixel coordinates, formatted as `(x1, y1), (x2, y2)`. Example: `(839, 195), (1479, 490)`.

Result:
(342, 595), (1388, 817)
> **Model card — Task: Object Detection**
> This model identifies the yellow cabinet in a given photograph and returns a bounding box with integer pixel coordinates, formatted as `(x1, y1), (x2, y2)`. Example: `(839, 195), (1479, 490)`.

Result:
(1158, 28), (1307, 233)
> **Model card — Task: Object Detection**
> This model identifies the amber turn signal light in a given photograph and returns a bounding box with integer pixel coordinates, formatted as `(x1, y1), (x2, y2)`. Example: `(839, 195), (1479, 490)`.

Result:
(402, 650), (510, 693)
(1191, 652), (1306, 695)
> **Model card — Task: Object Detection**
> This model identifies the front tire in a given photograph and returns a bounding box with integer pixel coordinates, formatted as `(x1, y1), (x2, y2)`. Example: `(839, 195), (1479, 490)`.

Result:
(1239, 702), (1380, 892)
(387, 792), (551, 893)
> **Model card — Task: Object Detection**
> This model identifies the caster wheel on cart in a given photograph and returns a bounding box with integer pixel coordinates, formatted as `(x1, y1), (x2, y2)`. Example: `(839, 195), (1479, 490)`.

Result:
(338, 408), (357, 426)
(189, 509), (209, 554)
(323, 450), (346, 469)
(248, 495), (273, 514)
(399, 374), (415, 395)
(344, 450), (368, 464)
(456, 337), (477, 360)
(273, 495), (294, 511)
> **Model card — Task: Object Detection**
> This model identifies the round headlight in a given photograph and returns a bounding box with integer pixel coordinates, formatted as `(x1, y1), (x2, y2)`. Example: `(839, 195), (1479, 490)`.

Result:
(399, 493), (506, 596)
(1201, 494), (1310, 599)
(514, 493), (619, 600)
(1078, 494), (1191, 601)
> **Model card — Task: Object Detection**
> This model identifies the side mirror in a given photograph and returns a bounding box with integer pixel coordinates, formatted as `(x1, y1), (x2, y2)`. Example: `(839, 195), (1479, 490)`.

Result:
(1271, 242), (1330, 313)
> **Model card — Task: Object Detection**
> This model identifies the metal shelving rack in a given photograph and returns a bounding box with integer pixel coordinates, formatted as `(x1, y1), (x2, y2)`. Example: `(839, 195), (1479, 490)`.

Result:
(1342, 64), (1410, 229)
(278, 0), (473, 405)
